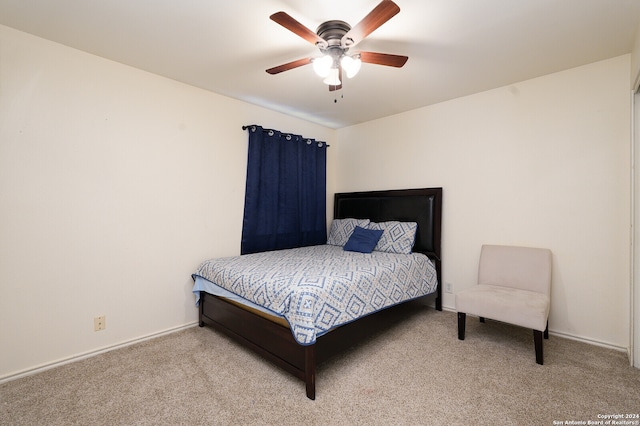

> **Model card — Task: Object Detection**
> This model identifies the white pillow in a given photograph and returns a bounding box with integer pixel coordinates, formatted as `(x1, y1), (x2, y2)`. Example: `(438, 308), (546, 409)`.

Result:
(326, 218), (370, 246)
(368, 221), (418, 254)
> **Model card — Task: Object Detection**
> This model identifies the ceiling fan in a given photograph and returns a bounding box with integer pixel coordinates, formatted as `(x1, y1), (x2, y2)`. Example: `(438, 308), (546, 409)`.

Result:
(266, 0), (408, 91)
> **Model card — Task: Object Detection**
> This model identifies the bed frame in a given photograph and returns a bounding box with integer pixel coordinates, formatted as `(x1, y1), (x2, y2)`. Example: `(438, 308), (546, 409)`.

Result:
(198, 187), (442, 399)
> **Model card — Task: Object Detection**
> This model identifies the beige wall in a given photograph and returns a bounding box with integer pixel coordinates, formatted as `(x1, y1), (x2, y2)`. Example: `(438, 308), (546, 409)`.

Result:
(632, 22), (640, 88)
(0, 25), (336, 379)
(336, 55), (631, 349)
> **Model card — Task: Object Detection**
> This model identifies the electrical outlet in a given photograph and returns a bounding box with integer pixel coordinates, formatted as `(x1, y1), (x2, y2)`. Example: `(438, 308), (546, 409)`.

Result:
(445, 282), (453, 294)
(94, 315), (106, 331)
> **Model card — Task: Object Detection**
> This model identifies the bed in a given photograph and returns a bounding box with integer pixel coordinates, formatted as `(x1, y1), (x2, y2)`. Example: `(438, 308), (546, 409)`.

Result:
(193, 187), (442, 399)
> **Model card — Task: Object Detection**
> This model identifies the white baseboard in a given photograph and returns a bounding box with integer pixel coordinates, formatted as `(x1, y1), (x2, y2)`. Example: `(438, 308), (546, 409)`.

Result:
(549, 329), (627, 353)
(0, 321), (199, 384)
(440, 304), (628, 353)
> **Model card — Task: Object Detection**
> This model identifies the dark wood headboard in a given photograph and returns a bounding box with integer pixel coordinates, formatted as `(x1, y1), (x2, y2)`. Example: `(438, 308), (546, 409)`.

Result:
(333, 187), (443, 310)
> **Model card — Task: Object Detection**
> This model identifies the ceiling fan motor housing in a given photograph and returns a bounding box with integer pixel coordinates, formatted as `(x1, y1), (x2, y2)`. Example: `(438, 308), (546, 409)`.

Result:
(316, 20), (352, 54)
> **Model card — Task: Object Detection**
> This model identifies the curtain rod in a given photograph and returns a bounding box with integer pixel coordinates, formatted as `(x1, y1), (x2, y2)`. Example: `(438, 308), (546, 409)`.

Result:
(242, 125), (329, 147)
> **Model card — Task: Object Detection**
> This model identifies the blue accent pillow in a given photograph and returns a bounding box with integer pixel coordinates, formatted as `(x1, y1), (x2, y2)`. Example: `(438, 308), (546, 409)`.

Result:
(343, 226), (384, 253)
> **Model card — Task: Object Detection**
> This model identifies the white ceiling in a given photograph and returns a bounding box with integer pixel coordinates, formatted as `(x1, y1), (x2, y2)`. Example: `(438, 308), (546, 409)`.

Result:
(1, 0), (639, 128)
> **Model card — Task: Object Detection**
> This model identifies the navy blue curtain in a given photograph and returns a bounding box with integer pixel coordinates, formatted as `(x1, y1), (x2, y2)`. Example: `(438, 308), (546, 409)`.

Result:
(241, 125), (327, 254)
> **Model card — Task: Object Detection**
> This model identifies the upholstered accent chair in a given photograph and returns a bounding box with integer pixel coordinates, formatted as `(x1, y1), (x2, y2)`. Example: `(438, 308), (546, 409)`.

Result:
(456, 245), (552, 364)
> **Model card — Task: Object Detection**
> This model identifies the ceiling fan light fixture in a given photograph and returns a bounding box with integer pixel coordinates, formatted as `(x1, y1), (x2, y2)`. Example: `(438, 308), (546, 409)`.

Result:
(323, 67), (341, 86)
(341, 55), (362, 78)
(312, 55), (333, 77)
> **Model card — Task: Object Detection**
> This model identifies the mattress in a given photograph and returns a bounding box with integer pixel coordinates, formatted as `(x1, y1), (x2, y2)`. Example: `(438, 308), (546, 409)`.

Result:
(193, 275), (288, 325)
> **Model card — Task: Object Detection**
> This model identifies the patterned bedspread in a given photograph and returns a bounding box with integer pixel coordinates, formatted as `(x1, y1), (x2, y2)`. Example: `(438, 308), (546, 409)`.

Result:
(192, 245), (438, 345)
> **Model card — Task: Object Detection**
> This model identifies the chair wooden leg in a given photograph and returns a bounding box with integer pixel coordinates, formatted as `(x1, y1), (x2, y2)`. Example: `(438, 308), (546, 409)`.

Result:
(457, 312), (466, 340)
(544, 321), (549, 339)
(479, 317), (485, 323)
(533, 329), (544, 365)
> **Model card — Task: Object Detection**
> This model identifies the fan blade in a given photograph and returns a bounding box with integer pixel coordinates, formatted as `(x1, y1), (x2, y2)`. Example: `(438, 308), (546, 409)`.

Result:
(266, 57), (313, 75)
(270, 12), (328, 48)
(359, 51), (408, 67)
(341, 0), (400, 48)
